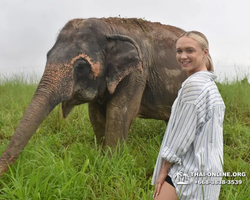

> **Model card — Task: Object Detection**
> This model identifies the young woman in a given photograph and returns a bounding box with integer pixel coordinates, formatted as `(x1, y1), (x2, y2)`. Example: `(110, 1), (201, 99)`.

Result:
(152, 31), (225, 200)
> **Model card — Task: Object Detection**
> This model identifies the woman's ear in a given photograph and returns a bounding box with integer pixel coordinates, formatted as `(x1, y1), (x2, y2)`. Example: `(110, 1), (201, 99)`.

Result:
(204, 48), (209, 56)
(105, 34), (144, 94)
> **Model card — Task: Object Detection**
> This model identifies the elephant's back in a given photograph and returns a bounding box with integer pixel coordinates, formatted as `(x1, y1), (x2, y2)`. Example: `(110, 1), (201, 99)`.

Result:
(101, 17), (184, 45)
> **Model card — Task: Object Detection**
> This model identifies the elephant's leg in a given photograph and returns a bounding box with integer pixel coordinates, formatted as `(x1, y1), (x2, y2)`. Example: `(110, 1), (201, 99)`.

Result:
(88, 102), (106, 144)
(104, 73), (146, 147)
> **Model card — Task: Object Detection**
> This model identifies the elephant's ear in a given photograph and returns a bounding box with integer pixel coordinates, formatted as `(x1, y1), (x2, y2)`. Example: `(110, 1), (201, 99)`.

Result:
(105, 34), (144, 94)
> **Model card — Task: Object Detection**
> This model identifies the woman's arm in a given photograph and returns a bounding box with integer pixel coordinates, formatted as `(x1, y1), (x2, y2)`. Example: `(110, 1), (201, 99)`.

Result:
(153, 160), (173, 198)
(161, 103), (198, 164)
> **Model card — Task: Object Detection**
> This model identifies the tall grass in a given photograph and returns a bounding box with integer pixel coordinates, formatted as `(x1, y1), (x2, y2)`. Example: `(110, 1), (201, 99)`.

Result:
(0, 74), (249, 199)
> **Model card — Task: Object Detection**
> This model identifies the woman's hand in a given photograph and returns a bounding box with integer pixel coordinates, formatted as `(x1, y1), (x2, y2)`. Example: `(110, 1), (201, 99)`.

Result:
(153, 171), (168, 198)
(153, 160), (173, 198)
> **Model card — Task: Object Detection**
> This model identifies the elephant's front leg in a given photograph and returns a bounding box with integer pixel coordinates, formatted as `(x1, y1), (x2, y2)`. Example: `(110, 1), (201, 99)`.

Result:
(104, 78), (145, 147)
(88, 102), (106, 144)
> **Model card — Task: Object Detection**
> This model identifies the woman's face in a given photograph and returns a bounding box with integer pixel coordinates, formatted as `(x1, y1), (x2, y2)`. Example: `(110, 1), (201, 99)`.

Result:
(176, 36), (208, 76)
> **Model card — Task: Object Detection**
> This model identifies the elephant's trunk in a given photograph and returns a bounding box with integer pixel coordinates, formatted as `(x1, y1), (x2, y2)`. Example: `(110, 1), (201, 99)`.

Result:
(0, 63), (73, 176)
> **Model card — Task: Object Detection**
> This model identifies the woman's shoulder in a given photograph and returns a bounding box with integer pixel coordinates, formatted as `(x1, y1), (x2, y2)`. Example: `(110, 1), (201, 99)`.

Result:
(180, 71), (217, 103)
(182, 71), (216, 89)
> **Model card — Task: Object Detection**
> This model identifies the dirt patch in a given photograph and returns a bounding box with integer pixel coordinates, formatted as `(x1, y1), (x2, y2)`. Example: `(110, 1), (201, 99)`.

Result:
(70, 54), (102, 78)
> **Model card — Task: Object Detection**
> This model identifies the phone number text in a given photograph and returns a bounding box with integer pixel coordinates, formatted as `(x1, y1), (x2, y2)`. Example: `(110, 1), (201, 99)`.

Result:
(194, 180), (242, 185)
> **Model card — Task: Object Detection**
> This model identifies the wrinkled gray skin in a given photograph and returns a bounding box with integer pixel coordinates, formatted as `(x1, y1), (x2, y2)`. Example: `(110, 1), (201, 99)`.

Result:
(0, 18), (187, 176)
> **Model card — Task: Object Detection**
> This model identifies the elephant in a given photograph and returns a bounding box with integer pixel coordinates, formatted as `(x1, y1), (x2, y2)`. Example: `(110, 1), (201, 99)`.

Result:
(0, 17), (187, 176)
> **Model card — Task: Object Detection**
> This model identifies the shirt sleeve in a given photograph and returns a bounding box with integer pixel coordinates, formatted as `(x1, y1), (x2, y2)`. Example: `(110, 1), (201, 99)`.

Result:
(161, 102), (197, 165)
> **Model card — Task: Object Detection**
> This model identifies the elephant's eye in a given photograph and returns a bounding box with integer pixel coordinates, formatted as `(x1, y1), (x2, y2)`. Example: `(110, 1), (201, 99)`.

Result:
(75, 59), (91, 76)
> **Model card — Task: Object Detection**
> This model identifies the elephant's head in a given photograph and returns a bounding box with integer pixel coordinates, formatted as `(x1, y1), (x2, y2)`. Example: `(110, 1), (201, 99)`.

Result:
(0, 18), (143, 176)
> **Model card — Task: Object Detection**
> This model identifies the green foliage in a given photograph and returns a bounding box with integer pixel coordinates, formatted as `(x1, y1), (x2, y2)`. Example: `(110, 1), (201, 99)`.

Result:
(0, 74), (249, 199)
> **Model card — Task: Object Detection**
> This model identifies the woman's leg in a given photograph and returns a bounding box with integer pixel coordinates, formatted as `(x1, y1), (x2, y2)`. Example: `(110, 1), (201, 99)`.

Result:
(154, 182), (178, 200)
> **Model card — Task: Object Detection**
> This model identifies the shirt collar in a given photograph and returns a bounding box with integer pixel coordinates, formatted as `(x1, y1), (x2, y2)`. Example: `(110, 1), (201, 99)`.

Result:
(181, 71), (217, 87)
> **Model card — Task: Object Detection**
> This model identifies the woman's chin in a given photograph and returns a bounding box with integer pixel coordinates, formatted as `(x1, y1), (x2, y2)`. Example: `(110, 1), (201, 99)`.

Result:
(181, 66), (190, 72)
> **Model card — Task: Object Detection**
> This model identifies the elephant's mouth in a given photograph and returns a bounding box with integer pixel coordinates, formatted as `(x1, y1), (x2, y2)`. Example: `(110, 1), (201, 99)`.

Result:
(61, 90), (94, 118)
(62, 99), (77, 118)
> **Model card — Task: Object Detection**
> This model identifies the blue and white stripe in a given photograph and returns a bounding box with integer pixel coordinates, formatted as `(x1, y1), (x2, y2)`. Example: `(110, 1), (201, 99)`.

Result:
(152, 71), (225, 200)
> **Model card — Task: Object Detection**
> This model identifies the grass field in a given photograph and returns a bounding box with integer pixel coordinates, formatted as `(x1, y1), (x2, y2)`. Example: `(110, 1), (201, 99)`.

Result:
(0, 74), (249, 200)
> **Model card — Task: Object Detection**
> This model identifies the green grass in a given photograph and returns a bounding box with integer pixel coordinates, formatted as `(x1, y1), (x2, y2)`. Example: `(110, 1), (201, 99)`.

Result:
(0, 74), (249, 200)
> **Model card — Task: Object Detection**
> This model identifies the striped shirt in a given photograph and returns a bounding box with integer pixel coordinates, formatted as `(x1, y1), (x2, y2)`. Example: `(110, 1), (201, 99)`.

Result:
(152, 71), (225, 200)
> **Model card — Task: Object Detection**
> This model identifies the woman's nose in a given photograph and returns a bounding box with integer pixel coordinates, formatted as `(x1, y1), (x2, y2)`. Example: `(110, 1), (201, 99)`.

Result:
(180, 52), (188, 59)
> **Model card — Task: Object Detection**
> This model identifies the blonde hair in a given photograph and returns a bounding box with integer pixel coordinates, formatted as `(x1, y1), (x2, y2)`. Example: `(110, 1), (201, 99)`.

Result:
(178, 31), (214, 72)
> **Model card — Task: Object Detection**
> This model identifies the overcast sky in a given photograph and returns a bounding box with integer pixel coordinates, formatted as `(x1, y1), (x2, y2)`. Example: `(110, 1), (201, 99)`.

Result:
(1, 0), (250, 81)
